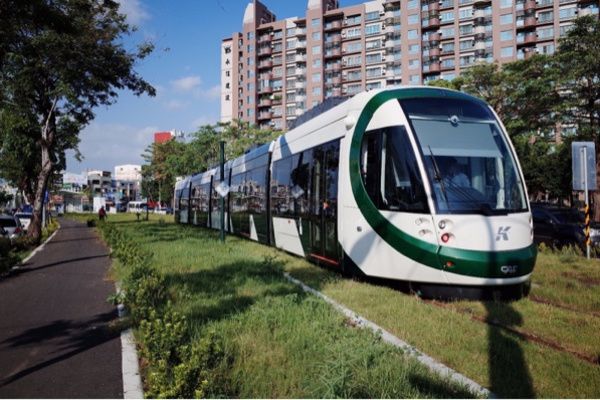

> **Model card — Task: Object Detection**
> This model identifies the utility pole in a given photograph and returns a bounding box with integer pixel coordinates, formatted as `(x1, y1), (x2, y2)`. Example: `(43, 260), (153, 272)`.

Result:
(220, 140), (225, 243)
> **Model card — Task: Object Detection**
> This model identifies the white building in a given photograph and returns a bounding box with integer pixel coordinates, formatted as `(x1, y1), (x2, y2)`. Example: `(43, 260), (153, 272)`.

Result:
(114, 164), (142, 181)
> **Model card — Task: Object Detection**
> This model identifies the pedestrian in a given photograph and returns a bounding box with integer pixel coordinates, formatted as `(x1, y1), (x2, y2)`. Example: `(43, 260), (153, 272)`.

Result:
(98, 206), (107, 221)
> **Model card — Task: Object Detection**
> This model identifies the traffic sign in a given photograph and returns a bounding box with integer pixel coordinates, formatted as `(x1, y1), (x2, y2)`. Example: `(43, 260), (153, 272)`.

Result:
(572, 142), (596, 191)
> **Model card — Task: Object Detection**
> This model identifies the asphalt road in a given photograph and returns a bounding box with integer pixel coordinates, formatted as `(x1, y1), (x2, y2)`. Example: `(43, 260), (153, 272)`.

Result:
(0, 218), (123, 398)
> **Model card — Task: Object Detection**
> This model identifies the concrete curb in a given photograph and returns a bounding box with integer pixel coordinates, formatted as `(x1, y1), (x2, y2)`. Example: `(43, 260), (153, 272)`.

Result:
(8, 228), (60, 273)
(283, 272), (493, 398)
(115, 284), (144, 399)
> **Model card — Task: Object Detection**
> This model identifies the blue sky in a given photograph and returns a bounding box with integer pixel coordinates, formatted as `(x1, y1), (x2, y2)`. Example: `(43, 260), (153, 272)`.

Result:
(65, 0), (365, 173)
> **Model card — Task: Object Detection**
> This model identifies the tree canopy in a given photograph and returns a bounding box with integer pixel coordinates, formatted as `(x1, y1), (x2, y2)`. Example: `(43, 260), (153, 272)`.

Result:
(0, 0), (155, 242)
(142, 121), (281, 205)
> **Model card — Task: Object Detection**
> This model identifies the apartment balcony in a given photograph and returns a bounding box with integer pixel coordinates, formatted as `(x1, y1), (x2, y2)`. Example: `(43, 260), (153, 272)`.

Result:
(258, 60), (273, 69)
(423, 62), (441, 73)
(429, 47), (440, 57)
(525, 16), (537, 27)
(295, 94), (306, 102)
(324, 48), (342, 58)
(475, 40), (486, 50)
(296, 41), (307, 48)
(385, 38), (402, 49)
(295, 80), (306, 89)
(579, 7), (598, 17)
(325, 34), (342, 45)
(258, 86), (273, 94)
(258, 47), (272, 56)
(324, 20), (342, 31)
(422, 17), (441, 29)
(258, 35), (271, 44)
(426, 1), (440, 12)
(257, 111), (272, 121)
(473, 0), (492, 5)
(294, 54), (307, 63)
(258, 98), (272, 107)
(325, 63), (342, 72)
(295, 28), (306, 36)
(423, 32), (441, 44)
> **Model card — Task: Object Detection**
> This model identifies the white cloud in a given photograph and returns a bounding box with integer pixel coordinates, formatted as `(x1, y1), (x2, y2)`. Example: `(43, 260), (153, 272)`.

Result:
(199, 85), (221, 100)
(116, 0), (150, 26)
(163, 99), (188, 110)
(66, 123), (158, 172)
(171, 76), (202, 92)
(190, 115), (219, 130)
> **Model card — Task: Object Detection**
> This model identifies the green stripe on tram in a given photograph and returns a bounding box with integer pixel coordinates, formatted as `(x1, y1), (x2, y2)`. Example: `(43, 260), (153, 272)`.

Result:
(349, 87), (536, 279)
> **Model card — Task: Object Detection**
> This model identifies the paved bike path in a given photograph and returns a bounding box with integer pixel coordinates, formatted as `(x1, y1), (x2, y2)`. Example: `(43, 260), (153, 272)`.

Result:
(0, 218), (122, 398)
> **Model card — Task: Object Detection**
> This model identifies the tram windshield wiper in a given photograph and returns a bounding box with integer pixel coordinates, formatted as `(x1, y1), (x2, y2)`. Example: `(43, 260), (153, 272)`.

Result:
(427, 146), (449, 206)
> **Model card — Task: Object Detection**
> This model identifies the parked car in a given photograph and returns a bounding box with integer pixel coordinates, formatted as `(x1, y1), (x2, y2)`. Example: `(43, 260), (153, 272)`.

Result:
(531, 204), (600, 249)
(14, 212), (32, 232)
(0, 214), (24, 242)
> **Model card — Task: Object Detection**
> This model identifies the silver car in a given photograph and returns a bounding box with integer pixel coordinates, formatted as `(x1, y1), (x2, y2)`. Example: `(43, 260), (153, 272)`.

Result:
(0, 215), (24, 242)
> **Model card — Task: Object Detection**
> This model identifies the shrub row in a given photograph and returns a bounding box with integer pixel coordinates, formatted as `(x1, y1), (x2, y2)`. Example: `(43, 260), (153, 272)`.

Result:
(98, 222), (222, 398)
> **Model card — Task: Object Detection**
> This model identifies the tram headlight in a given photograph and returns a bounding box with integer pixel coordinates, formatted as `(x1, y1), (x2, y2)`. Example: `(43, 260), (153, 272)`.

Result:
(438, 220), (446, 230)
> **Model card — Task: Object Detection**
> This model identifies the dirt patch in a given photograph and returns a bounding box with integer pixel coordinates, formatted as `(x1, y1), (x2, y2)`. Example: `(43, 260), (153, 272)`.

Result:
(561, 271), (600, 287)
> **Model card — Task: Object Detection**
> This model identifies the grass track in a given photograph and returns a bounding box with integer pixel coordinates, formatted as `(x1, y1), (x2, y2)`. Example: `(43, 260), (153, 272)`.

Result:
(80, 213), (600, 398)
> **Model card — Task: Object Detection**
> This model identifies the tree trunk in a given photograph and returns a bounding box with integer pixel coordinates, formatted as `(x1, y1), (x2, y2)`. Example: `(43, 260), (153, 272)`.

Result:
(27, 101), (57, 244)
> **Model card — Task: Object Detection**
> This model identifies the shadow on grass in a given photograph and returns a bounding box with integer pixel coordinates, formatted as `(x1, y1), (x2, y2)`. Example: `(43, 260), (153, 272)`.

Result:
(165, 259), (306, 326)
(485, 301), (535, 398)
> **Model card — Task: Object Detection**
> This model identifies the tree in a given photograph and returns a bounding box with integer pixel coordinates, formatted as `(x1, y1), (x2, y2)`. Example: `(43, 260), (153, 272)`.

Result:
(554, 16), (600, 218)
(0, 0), (155, 242)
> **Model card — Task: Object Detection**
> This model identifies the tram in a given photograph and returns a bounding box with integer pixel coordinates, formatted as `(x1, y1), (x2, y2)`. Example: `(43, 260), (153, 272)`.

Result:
(174, 86), (536, 298)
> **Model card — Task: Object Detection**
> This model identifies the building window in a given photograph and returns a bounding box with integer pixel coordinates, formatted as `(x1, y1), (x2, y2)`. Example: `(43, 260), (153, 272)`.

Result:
(347, 69), (361, 81)
(312, 45), (321, 55)
(459, 8), (472, 19)
(410, 75), (420, 84)
(409, 44), (420, 54)
(365, 23), (382, 36)
(440, 11), (454, 22)
(500, 14), (513, 24)
(312, 86), (321, 95)
(559, 7), (577, 20)
(366, 67), (383, 78)
(407, 29), (418, 40)
(312, 58), (321, 67)
(366, 81), (382, 90)
(366, 53), (382, 64)
(365, 11), (379, 21)
(345, 27), (362, 38)
(408, 14), (419, 24)
(312, 73), (321, 83)
(500, 0), (513, 8)
(366, 39), (382, 50)
(312, 31), (321, 40)
(346, 15), (362, 25)
(440, 27), (455, 37)
(501, 46), (513, 58)
(407, 0), (418, 9)
(346, 41), (362, 53)
(408, 59), (420, 70)
(500, 30), (513, 41)
(312, 18), (321, 27)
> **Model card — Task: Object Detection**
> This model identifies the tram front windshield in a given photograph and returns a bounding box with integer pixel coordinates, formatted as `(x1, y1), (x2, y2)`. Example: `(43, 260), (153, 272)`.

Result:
(400, 97), (527, 215)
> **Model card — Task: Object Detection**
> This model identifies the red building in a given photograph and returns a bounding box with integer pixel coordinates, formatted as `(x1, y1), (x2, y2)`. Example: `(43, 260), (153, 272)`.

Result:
(154, 131), (173, 144)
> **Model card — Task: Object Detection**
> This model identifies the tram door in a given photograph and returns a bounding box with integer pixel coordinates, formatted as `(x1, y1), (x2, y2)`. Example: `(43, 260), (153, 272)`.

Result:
(310, 141), (340, 265)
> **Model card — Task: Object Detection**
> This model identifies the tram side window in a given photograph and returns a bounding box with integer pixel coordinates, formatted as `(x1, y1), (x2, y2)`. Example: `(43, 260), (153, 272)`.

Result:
(247, 166), (267, 213)
(291, 149), (313, 215)
(230, 173), (246, 214)
(271, 157), (293, 216)
(191, 186), (200, 212)
(361, 126), (429, 213)
(200, 183), (210, 212)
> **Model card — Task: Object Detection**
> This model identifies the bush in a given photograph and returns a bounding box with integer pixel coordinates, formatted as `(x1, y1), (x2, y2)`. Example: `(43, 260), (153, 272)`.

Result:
(87, 218), (96, 227)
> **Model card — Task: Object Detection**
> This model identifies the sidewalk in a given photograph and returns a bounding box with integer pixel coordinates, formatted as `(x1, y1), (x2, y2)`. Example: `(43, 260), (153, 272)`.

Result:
(0, 218), (123, 398)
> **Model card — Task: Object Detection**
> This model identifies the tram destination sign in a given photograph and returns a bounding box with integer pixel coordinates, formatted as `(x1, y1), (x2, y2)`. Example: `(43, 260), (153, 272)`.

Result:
(572, 141), (597, 191)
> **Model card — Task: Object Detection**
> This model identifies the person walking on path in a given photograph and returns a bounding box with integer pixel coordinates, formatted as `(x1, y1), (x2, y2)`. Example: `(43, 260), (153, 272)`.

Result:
(98, 206), (107, 221)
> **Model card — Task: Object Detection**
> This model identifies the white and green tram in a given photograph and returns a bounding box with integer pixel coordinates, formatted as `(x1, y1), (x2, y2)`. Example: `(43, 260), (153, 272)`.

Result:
(175, 87), (537, 298)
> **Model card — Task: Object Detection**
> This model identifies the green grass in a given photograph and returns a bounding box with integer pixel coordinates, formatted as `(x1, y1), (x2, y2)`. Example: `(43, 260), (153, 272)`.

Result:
(84, 213), (600, 398)
(88, 213), (476, 398)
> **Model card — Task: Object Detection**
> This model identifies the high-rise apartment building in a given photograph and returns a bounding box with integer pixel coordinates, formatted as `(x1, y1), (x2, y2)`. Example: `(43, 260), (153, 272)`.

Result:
(221, 0), (599, 131)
